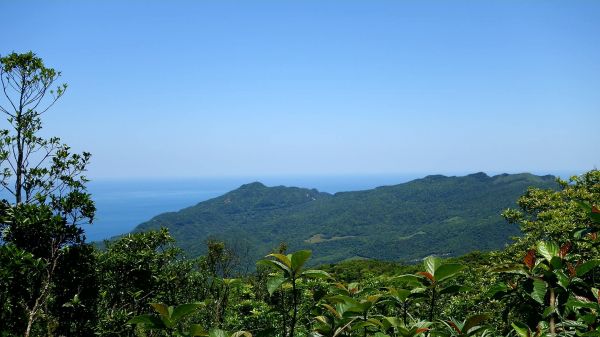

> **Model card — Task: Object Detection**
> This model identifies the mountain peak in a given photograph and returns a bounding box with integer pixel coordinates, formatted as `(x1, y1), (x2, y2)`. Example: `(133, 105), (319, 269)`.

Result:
(239, 181), (266, 190)
(467, 172), (490, 180)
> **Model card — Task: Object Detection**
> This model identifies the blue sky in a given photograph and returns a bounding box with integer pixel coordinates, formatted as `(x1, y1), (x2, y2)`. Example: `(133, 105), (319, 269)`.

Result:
(2, 1), (599, 178)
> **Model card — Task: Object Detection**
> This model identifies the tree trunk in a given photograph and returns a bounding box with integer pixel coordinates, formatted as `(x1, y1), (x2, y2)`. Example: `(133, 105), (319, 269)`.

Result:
(549, 287), (556, 336)
(429, 288), (436, 322)
(15, 117), (23, 204)
(290, 277), (298, 337)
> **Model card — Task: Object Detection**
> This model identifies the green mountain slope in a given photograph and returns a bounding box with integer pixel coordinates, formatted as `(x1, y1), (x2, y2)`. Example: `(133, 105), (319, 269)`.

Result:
(133, 173), (557, 265)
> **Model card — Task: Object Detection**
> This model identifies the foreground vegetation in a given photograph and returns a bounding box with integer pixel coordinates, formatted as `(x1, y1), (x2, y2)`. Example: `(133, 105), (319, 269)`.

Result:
(0, 52), (598, 337)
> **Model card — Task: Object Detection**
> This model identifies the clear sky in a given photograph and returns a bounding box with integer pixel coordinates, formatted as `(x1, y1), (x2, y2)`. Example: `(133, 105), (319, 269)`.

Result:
(1, 1), (599, 178)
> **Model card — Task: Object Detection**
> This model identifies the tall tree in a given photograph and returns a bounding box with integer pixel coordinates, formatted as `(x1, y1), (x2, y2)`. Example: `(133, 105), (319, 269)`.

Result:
(0, 51), (96, 337)
(0, 51), (93, 220)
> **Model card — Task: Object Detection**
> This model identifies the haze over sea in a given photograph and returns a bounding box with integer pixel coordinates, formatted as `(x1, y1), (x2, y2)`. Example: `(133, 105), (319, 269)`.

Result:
(85, 171), (580, 241)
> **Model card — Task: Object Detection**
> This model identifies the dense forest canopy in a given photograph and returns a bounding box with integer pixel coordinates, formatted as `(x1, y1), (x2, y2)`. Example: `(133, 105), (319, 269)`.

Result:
(0, 53), (598, 337)
(134, 173), (558, 265)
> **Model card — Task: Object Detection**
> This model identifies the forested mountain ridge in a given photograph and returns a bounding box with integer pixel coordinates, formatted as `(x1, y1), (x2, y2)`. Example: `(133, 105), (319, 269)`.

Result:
(133, 172), (558, 265)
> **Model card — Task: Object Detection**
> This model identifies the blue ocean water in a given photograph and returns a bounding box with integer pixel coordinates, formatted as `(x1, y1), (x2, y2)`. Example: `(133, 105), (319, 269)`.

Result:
(84, 174), (423, 241)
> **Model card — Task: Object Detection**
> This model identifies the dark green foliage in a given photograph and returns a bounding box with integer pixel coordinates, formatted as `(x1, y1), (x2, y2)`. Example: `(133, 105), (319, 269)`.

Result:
(95, 229), (196, 336)
(0, 244), (45, 334)
(0, 202), (99, 337)
(321, 260), (420, 283)
(50, 244), (99, 336)
(135, 173), (557, 265)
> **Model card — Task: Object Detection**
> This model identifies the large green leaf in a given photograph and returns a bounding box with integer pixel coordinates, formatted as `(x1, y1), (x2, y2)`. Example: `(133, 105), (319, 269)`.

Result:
(149, 302), (170, 319)
(433, 263), (465, 283)
(537, 241), (559, 262)
(463, 314), (488, 333)
(257, 259), (292, 275)
(554, 270), (570, 289)
(301, 269), (331, 279)
(267, 275), (287, 296)
(266, 253), (292, 269)
(127, 314), (167, 329)
(576, 259), (600, 277)
(530, 279), (547, 304)
(566, 296), (598, 310)
(486, 282), (509, 298)
(393, 274), (425, 287)
(291, 250), (312, 272)
(382, 316), (403, 329)
(171, 303), (203, 322)
(424, 256), (442, 275)
(388, 288), (411, 302)
(511, 322), (531, 337)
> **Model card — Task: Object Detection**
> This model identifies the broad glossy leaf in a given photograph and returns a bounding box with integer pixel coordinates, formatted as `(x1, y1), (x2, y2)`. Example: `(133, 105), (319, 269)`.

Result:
(393, 274), (424, 287)
(382, 316), (403, 328)
(301, 269), (331, 279)
(266, 253), (292, 269)
(149, 302), (170, 319)
(554, 270), (570, 289)
(530, 279), (547, 304)
(566, 296), (598, 310)
(257, 259), (292, 275)
(315, 315), (329, 325)
(542, 305), (556, 318)
(433, 263), (465, 283)
(549, 256), (563, 270)
(320, 303), (342, 318)
(388, 288), (411, 301)
(291, 250), (312, 272)
(171, 303), (203, 322)
(486, 282), (509, 297)
(267, 276), (286, 296)
(576, 259), (600, 277)
(424, 256), (442, 275)
(511, 322), (531, 337)
(351, 319), (381, 331)
(463, 314), (488, 333)
(537, 241), (559, 263)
